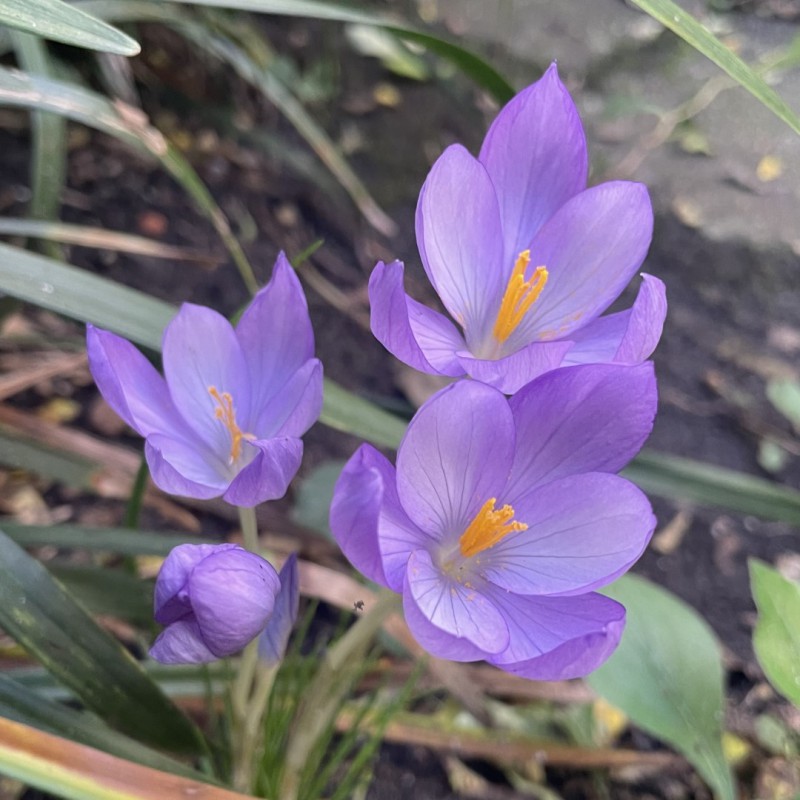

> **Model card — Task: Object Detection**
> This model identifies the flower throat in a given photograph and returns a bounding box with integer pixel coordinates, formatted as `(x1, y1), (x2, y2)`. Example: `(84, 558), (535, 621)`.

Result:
(208, 386), (254, 463)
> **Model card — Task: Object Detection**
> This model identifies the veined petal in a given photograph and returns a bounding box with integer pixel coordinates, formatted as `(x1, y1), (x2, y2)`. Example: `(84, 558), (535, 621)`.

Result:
(145, 439), (228, 500)
(259, 553), (299, 666)
(396, 381), (514, 539)
(369, 260), (465, 377)
(86, 325), (185, 437)
(149, 619), (217, 664)
(416, 144), (505, 341)
(509, 182), (653, 349)
(223, 437), (303, 507)
(563, 274), (667, 366)
(485, 590), (626, 679)
(252, 359), (323, 438)
(504, 363), (657, 497)
(480, 473), (655, 596)
(405, 549), (509, 655)
(163, 303), (251, 454)
(479, 62), (588, 262)
(236, 252), (315, 413)
(457, 339), (572, 395)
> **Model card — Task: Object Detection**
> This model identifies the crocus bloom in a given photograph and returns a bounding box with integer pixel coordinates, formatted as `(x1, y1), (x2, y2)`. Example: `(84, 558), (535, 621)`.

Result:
(151, 543), (281, 664)
(330, 364), (657, 679)
(258, 553), (299, 666)
(369, 64), (666, 394)
(87, 253), (322, 506)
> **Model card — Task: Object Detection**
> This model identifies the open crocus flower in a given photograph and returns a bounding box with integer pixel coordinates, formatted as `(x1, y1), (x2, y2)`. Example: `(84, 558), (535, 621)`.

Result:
(87, 253), (322, 507)
(330, 364), (657, 679)
(369, 64), (666, 394)
(151, 543), (281, 664)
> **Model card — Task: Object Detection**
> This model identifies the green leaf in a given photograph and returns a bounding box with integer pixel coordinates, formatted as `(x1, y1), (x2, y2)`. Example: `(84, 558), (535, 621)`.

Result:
(766, 378), (800, 432)
(750, 559), (800, 706)
(0, 528), (204, 754)
(623, 449), (800, 525)
(588, 574), (735, 800)
(321, 380), (406, 449)
(291, 460), (347, 537)
(0, 0), (140, 55)
(631, 0), (800, 137)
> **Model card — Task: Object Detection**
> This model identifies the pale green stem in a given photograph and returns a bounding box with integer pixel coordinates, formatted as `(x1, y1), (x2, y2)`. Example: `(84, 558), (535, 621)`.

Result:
(238, 505), (259, 554)
(279, 590), (400, 800)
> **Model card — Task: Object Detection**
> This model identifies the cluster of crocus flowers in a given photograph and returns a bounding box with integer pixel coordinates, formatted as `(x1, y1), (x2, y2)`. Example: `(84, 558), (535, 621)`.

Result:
(369, 63), (666, 394)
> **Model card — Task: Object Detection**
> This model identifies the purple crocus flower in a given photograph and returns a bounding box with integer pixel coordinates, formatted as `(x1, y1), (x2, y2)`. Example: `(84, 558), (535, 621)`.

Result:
(87, 253), (322, 507)
(330, 363), (657, 680)
(369, 64), (666, 394)
(150, 543), (281, 664)
(258, 553), (299, 666)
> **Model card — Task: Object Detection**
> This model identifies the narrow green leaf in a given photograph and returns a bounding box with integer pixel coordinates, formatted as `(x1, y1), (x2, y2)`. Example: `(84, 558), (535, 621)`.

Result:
(589, 574), (735, 800)
(632, 0), (800, 136)
(0, 0), (140, 55)
(291, 459), (347, 537)
(321, 380), (406, 449)
(765, 378), (800, 432)
(0, 675), (208, 780)
(750, 559), (800, 706)
(0, 528), (204, 754)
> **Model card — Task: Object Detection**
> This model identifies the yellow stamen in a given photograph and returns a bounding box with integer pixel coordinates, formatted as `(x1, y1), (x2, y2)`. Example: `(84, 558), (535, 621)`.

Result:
(492, 250), (548, 343)
(208, 386), (254, 463)
(459, 498), (528, 558)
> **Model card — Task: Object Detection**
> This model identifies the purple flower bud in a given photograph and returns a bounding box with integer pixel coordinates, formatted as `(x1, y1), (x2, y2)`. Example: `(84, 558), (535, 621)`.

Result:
(150, 543), (281, 664)
(258, 553), (299, 666)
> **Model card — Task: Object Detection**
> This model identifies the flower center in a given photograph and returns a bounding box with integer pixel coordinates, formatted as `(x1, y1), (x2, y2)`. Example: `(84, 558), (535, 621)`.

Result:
(459, 498), (528, 558)
(208, 386), (254, 463)
(492, 250), (548, 344)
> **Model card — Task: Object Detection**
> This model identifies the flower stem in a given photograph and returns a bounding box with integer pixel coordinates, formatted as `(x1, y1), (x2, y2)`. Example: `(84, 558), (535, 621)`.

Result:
(238, 505), (259, 554)
(279, 590), (400, 800)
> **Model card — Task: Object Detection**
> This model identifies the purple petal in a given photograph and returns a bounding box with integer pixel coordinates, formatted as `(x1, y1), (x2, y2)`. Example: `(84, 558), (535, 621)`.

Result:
(405, 549), (509, 654)
(154, 543), (240, 624)
(484, 590), (626, 679)
(145, 439), (228, 500)
(149, 619), (217, 664)
(222, 437), (303, 507)
(564, 274), (667, 366)
(236, 253), (315, 413)
(508, 182), (653, 349)
(162, 303), (251, 454)
(146, 432), (230, 487)
(252, 359), (323, 438)
(416, 144), (505, 342)
(479, 63), (588, 262)
(457, 339), (573, 395)
(368, 260), (466, 377)
(259, 553), (299, 666)
(480, 473), (655, 596)
(189, 547), (280, 657)
(396, 381), (514, 538)
(86, 325), (185, 437)
(504, 363), (657, 497)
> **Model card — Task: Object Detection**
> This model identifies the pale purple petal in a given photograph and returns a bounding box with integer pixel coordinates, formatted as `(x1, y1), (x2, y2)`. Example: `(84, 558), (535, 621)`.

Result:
(259, 553), (299, 666)
(479, 63), (588, 262)
(223, 437), (303, 507)
(236, 252), (315, 413)
(457, 339), (572, 395)
(504, 363), (657, 498)
(416, 144), (505, 342)
(508, 182), (653, 349)
(480, 473), (655, 595)
(189, 547), (280, 657)
(150, 619), (217, 664)
(485, 590), (626, 679)
(146, 432), (230, 486)
(329, 444), (390, 588)
(163, 303), (251, 453)
(564, 274), (667, 366)
(369, 260), (465, 377)
(396, 381), (514, 538)
(145, 440), (228, 500)
(252, 359), (322, 438)
(405, 549), (509, 655)
(86, 325), (186, 437)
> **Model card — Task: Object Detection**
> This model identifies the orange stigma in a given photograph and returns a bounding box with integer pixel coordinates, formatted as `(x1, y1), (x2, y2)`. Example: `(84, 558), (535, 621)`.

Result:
(459, 498), (528, 558)
(208, 386), (254, 463)
(492, 250), (548, 343)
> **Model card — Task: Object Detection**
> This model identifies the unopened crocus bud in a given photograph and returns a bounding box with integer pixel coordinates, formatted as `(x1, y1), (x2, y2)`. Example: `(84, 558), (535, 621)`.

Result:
(258, 553), (299, 667)
(150, 543), (280, 665)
